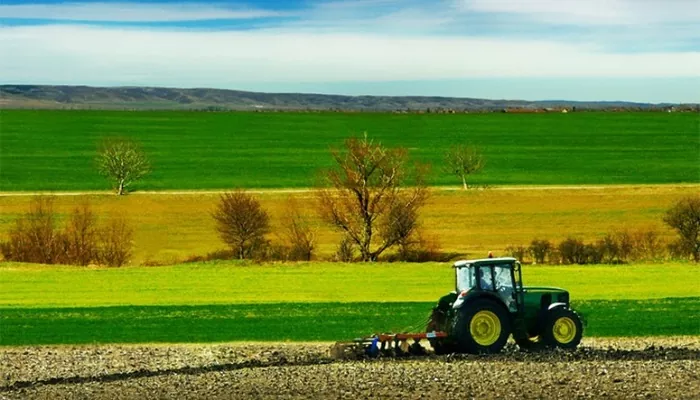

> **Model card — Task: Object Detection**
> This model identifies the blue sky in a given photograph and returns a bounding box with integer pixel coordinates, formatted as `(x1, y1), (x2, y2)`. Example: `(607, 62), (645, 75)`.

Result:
(1, 0), (698, 102)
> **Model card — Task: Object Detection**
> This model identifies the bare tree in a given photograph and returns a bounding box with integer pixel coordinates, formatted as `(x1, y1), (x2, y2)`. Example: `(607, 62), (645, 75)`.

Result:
(664, 196), (700, 262)
(97, 138), (150, 195)
(317, 134), (429, 262)
(445, 145), (484, 189)
(213, 190), (270, 260)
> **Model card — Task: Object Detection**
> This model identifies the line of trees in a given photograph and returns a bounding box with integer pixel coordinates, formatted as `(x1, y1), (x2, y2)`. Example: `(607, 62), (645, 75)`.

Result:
(211, 135), (440, 262)
(94, 137), (484, 196)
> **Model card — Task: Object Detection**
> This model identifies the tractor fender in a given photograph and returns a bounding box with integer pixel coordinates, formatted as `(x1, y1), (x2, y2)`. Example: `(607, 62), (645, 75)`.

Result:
(531, 303), (569, 335)
(548, 302), (568, 311)
(535, 303), (569, 328)
(452, 292), (506, 311)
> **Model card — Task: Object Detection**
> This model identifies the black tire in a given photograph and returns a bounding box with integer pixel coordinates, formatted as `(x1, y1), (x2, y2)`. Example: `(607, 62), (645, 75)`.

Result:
(541, 307), (583, 350)
(454, 299), (511, 354)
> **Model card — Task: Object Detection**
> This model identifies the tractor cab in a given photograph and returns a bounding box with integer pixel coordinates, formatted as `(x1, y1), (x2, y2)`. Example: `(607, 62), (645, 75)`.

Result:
(454, 257), (522, 312)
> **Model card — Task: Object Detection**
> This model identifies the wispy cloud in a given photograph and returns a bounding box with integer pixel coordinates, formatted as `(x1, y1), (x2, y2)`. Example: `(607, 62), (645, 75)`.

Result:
(2, 25), (697, 85)
(458, 0), (700, 26)
(0, 1), (698, 101)
(0, 2), (290, 22)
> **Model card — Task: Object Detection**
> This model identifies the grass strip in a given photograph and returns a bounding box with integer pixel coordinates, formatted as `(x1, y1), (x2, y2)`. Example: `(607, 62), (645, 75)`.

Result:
(1, 298), (697, 346)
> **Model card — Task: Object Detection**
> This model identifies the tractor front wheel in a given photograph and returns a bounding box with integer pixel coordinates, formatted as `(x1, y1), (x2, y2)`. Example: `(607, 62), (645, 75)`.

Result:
(454, 299), (511, 354)
(542, 307), (583, 349)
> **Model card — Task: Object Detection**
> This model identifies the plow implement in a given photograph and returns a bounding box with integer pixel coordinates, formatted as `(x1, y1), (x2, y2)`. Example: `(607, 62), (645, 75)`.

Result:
(331, 331), (448, 360)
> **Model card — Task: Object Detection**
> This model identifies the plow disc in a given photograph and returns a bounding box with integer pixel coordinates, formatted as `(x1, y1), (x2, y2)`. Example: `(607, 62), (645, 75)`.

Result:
(330, 331), (448, 360)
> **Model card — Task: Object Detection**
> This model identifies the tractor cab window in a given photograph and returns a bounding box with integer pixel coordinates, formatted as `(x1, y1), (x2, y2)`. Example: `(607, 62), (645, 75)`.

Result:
(478, 268), (494, 290)
(456, 266), (476, 291)
(494, 265), (513, 289)
(494, 264), (516, 311)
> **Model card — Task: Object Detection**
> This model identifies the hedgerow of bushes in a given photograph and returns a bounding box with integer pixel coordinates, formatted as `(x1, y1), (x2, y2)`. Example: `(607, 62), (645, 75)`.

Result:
(0, 197), (133, 267)
(505, 229), (671, 265)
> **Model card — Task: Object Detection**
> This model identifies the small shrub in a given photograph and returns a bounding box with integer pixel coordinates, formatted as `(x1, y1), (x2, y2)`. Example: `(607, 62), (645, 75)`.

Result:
(584, 243), (604, 264)
(252, 240), (289, 262)
(549, 248), (562, 265)
(614, 230), (634, 263)
(528, 239), (552, 264)
(334, 236), (355, 262)
(183, 254), (205, 263)
(142, 259), (168, 267)
(1, 196), (60, 264)
(62, 201), (98, 266)
(183, 249), (236, 263)
(381, 201), (422, 260)
(504, 245), (527, 262)
(391, 232), (447, 262)
(631, 228), (665, 261)
(97, 217), (133, 267)
(283, 199), (316, 261)
(668, 240), (690, 260)
(558, 237), (587, 264)
(597, 233), (620, 264)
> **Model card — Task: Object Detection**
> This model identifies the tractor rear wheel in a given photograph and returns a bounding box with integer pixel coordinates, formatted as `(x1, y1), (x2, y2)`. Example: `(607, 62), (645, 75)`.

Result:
(454, 299), (511, 354)
(541, 308), (583, 349)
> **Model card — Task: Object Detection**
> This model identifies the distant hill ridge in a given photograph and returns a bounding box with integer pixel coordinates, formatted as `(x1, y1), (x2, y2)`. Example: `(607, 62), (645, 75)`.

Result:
(0, 84), (692, 111)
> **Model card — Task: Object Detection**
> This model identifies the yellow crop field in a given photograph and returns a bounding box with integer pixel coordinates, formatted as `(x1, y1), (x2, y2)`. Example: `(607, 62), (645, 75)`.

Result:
(0, 184), (696, 265)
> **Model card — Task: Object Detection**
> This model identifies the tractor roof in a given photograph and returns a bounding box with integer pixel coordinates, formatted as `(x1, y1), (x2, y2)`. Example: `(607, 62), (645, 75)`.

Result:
(453, 257), (517, 268)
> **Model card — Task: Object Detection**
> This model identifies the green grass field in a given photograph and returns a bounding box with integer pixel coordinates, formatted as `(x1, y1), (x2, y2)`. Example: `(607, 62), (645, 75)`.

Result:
(1, 262), (698, 345)
(1, 110), (698, 191)
(3, 299), (698, 346)
(3, 262), (699, 307)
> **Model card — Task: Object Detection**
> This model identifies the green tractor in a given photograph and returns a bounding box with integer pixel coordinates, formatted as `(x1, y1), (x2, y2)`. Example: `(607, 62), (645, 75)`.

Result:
(426, 257), (583, 354)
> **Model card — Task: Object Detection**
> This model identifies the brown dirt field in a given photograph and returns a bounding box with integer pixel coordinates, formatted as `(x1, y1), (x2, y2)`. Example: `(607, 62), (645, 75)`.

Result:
(0, 185), (697, 264)
(2, 337), (698, 399)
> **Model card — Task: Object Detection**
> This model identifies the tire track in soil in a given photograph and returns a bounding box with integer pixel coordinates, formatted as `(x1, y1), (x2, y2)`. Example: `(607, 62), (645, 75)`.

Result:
(0, 357), (333, 393)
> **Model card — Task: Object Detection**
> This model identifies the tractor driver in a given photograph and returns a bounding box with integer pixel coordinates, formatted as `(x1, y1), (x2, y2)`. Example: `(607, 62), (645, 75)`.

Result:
(479, 268), (493, 291)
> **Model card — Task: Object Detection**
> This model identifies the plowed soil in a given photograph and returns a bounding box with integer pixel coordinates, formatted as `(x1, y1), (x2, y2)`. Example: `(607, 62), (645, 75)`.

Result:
(1, 338), (698, 400)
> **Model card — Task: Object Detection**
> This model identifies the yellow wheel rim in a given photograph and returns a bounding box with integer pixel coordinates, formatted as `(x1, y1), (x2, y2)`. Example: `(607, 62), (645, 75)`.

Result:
(470, 310), (501, 346)
(553, 317), (577, 343)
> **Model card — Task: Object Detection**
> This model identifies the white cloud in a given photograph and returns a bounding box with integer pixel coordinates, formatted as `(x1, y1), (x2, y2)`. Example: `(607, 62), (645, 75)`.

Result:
(0, 2), (289, 22)
(1, 25), (698, 88)
(459, 0), (700, 26)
